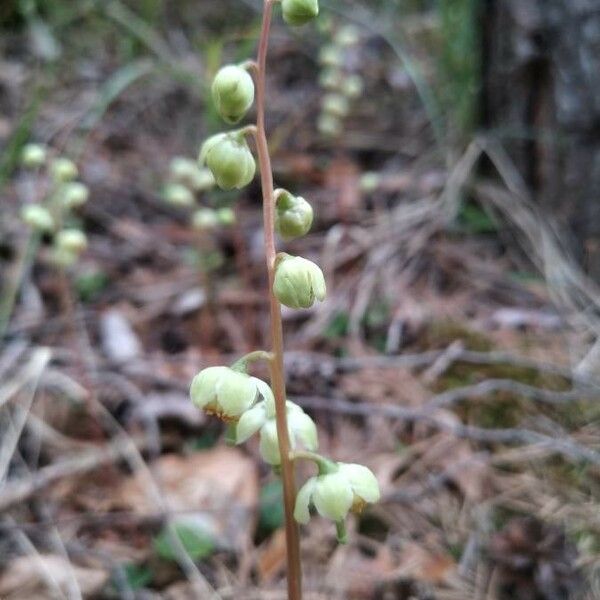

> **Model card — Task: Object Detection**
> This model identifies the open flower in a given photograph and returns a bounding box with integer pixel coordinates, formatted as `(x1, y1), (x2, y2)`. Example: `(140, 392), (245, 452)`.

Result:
(294, 462), (380, 524)
(190, 366), (271, 421)
(236, 398), (317, 465)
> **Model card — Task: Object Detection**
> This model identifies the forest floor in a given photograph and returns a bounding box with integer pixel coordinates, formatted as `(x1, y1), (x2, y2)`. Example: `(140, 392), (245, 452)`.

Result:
(1, 2), (600, 599)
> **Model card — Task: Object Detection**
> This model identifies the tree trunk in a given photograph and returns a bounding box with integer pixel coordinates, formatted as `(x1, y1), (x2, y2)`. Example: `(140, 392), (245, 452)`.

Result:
(483, 0), (600, 279)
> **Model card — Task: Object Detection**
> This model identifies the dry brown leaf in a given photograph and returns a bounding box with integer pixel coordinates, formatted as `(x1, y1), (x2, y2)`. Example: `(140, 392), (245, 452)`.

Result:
(256, 528), (287, 583)
(114, 446), (259, 550)
(410, 416), (492, 503)
(395, 542), (456, 584)
(328, 546), (396, 599)
(0, 554), (108, 599)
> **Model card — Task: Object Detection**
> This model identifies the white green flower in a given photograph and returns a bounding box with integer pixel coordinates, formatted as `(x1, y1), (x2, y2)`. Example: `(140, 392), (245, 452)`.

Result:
(61, 182), (89, 209)
(56, 229), (88, 253)
(169, 157), (215, 192)
(21, 205), (54, 232)
(190, 366), (270, 421)
(275, 190), (313, 241)
(273, 254), (326, 309)
(163, 183), (195, 207)
(192, 208), (218, 231)
(321, 93), (350, 118)
(50, 158), (78, 183)
(236, 398), (317, 465)
(21, 143), (47, 169)
(294, 462), (380, 524)
(212, 65), (255, 124)
(199, 133), (256, 191)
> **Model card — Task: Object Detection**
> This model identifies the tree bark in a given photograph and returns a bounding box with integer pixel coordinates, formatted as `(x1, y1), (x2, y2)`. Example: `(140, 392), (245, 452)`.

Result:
(483, 0), (600, 279)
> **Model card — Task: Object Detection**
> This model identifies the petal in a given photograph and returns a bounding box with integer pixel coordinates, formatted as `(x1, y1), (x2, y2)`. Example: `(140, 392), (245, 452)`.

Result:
(218, 370), (257, 417)
(259, 420), (281, 465)
(294, 477), (317, 525)
(235, 403), (267, 443)
(312, 269), (326, 302)
(312, 472), (354, 522)
(190, 366), (226, 408)
(289, 411), (318, 451)
(338, 463), (380, 503)
(252, 377), (276, 416)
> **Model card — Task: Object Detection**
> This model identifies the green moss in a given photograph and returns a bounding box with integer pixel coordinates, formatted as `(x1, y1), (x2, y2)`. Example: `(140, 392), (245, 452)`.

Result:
(421, 319), (493, 352)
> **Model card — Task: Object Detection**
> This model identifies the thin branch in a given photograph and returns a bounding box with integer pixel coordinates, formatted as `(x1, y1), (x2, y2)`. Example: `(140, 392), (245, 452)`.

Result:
(295, 396), (600, 466)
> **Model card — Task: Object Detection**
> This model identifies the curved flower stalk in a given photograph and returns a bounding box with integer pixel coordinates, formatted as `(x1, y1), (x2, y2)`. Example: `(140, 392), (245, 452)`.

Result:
(187, 2), (378, 598)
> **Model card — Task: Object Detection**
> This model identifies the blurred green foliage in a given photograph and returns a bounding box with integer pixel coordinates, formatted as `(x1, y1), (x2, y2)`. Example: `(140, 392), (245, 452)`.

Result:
(436, 0), (481, 141)
(258, 480), (285, 536)
(154, 519), (216, 562)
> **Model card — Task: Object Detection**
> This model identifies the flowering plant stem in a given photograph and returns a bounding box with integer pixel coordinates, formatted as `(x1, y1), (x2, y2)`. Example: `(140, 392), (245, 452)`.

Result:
(255, 1), (303, 598)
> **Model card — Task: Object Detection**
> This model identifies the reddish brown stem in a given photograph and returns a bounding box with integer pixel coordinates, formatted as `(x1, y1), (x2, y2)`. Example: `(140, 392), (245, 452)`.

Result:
(255, 1), (302, 598)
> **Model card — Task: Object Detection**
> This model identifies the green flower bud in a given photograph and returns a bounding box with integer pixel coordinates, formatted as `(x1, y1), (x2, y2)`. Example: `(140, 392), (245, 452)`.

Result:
(190, 366), (270, 421)
(21, 205), (54, 232)
(294, 462), (380, 524)
(163, 183), (195, 207)
(317, 114), (342, 138)
(61, 182), (89, 209)
(20, 143), (47, 169)
(318, 45), (343, 68)
(334, 25), (360, 47)
(275, 190), (313, 240)
(273, 254), (326, 309)
(281, 0), (319, 26)
(56, 229), (88, 254)
(212, 65), (255, 124)
(322, 93), (350, 118)
(341, 74), (364, 99)
(216, 207), (236, 226)
(200, 133), (256, 191)
(192, 208), (218, 231)
(318, 68), (343, 91)
(50, 158), (78, 183)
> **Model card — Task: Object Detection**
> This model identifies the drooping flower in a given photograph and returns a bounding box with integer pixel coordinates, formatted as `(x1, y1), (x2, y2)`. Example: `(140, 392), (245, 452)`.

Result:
(294, 462), (380, 524)
(190, 366), (270, 421)
(236, 397), (317, 465)
(21, 205), (54, 232)
(212, 65), (255, 124)
(199, 133), (256, 191)
(273, 254), (326, 309)
(275, 190), (313, 241)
